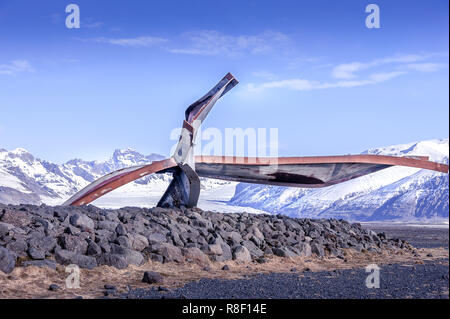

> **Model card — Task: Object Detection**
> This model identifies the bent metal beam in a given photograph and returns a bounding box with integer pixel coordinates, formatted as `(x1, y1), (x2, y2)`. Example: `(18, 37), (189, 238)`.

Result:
(63, 73), (449, 208)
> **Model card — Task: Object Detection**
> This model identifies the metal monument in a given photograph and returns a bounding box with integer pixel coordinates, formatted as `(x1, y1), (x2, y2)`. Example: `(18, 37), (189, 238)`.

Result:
(63, 73), (449, 208)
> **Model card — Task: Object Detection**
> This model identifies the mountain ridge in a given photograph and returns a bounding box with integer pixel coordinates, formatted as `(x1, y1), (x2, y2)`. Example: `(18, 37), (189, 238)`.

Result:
(230, 138), (449, 222)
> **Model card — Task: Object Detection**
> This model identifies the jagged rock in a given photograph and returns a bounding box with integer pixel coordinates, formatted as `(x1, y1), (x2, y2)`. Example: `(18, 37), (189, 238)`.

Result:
(6, 239), (27, 257)
(242, 240), (264, 258)
(98, 253), (128, 269)
(232, 245), (252, 262)
(147, 232), (167, 244)
(0, 222), (15, 237)
(55, 249), (97, 269)
(97, 221), (118, 232)
(298, 242), (312, 257)
(142, 271), (163, 284)
(28, 247), (45, 260)
(58, 234), (88, 254)
(49, 284), (60, 291)
(0, 205), (413, 270)
(97, 253), (129, 269)
(311, 242), (325, 257)
(149, 243), (183, 263)
(23, 259), (57, 270)
(115, 224), (127, 236)
(70, 214), (94, 230)
(206, 243), (223, 255)
(0, 209), (32, 227)
(86, 241), (102, 256)
(110, 244), (145, 266)
(115, 235), (131, 248)
(0, 247), (16, 274)
(272, 247), (296, 258)
(182, 247), (209, 265)
(128, 233), (149, 251)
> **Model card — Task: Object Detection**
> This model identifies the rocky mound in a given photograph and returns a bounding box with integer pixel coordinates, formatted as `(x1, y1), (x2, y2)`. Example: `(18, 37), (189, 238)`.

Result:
(0, 204), (414, 274)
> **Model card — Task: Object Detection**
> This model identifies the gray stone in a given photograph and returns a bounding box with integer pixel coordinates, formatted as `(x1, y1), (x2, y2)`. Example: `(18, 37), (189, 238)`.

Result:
(311, 242), (326, 257)
(86, 241), (102, 256)
(97, 253), (129, 269)
(150, 253), (164, 263)
(55, 249), (97, 269)
(242, 240), (264, 258)
(0, 247), (16, 274)
(70, 213), (94, 230)
(97, 221), (118, 232)
(128, 233), (149, 251)
(206, 243), (223, 255)
(28, 247), (45, 260)
(298, 242), (312, 257)
(150, 243), (183, 263)
(1, 210), (32, 227)
(110, 244), (145, 266)
(58, 234), (88, 254)
(142, 271), (163, 284)
(23, 259), (57, 270)
(115, 224), (127, 236)
(97, 253), (128, 269)
(115, 235), (131, 248)
(6, 239), (27, 256)
(147, 232), (167, 244)
(182, 247), (209, 265)
(272, 247), (296, 258)
(49, 284), (60, 291)
(0, 222), (15, 237)
(232, 245), (252, 262)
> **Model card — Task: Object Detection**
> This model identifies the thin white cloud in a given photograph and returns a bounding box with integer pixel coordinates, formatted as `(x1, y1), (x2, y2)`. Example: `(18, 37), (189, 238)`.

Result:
(246, 71), (405, 92)
(246, 52), (447, 93)
(331, 53), (438, 79)
(252, 70), (278, 80)
(169, 30), (289, 57)
(405, 63), (446, 72)
(0, 60), (34, 75)
(89, 36), (168, 47)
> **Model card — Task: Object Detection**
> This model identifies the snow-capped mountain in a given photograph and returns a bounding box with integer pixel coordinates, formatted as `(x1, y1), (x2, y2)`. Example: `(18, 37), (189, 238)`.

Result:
(0, 148), (164, 205)
(0, 147), (238, 211)
(230, 139), (449, 222)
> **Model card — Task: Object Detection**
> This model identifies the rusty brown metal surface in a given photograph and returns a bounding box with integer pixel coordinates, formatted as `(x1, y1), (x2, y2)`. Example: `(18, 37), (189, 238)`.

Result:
(195, 155), (449, 173)
(63, 158), (177, 206)
(64, 154), (448, 207)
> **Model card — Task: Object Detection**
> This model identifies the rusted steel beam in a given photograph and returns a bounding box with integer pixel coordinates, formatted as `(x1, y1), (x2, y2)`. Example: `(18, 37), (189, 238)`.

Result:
(195, 155), (449, 173)
(62, 158), (177, 206)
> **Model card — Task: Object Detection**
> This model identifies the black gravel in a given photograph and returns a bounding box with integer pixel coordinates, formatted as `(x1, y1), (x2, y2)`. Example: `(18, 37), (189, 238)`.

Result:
(123, 259), (449, 299)
(362, 225), (449, 249)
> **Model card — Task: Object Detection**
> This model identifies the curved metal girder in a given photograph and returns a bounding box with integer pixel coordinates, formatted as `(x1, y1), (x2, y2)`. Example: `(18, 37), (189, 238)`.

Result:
(194, 155), (449, 188)
(62, 158), (177, 206)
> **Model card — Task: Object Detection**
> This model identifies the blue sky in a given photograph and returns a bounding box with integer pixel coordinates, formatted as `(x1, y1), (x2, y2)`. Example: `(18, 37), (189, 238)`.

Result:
(0, 0), (448, 163)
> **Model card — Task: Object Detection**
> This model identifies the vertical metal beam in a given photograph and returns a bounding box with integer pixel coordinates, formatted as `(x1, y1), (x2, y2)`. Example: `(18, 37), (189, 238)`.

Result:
(157, 73), (238, 208)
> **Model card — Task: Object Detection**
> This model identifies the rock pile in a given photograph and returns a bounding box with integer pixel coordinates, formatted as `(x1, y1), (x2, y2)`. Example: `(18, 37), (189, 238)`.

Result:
(0, 204), (413, 274)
